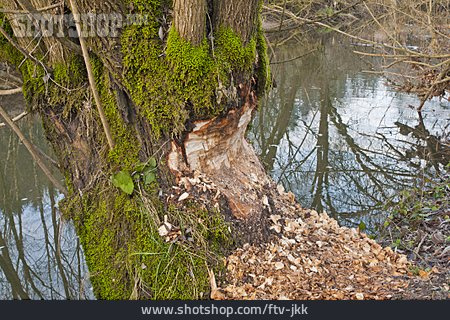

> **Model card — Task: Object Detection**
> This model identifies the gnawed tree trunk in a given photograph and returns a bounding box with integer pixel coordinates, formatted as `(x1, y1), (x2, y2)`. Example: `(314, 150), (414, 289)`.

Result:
(0, 0), (272, 299)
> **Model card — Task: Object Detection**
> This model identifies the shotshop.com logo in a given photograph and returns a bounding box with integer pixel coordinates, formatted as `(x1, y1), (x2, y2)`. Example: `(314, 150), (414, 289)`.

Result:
(5, 13), (151, 38)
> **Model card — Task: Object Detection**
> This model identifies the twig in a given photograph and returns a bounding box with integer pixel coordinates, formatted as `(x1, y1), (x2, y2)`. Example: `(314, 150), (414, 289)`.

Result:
(0, 110), (28, 128)
(414, 234), (427, 257)
(418, 63), (450, 111)
(68, 0), (115, 149)
(0, 104), (67, 195)
(0, 2), (63, 14)
(269, 0), (288, 62)
(0, 25), (51, 72)
(362, 1), (406, 53)
(0, 87), (22, 95)
(270, 48), (317, 65)
(4, 1), (82, 55)
(34, 145), (60, 170)
(353, 51), (450, 59)
(361, 70), (416, 79)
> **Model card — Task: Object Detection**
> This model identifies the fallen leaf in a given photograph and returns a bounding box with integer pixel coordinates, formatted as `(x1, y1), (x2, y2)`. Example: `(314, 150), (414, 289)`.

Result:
(178, 192), (189, 201)
(418, 269), (430, 280)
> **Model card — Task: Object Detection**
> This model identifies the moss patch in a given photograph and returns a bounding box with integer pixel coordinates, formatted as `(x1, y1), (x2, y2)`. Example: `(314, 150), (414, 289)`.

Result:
(214, 27), (257, 79)
(0, 13), (23, 66)
(91, 56), (141, 169)
(121, 3), (260, 139)
(75, 189), (231, 300)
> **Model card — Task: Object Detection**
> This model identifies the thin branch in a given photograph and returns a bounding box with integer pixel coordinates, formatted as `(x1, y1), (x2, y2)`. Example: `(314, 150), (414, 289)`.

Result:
(4, 1), (82, 54)
(270, 48), (317, 65)
(0, 104), (67, 195)
(0, 2), (63, 14)
(0, 25), (51, 72)
(68, 0), (115, 149)
(0, 87), (22, 95)
(418, 63), (450, 111)
(0, 110), (27, 128)
(353, 51), (450, 59)
(361, 70), (417, 79)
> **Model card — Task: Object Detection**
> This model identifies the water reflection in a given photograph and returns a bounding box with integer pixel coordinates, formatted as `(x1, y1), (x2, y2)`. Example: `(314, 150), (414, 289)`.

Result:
(249, 36), (449, 229)
(0, 94), (91, 299)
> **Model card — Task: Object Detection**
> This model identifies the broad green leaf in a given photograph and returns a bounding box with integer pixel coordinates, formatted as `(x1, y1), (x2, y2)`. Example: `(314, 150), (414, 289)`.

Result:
(143, 171), (156, 185)
(148, 157), (157, 168)
(134, 162), (147, 173)
(358, 221), (366, 232)
(112, 171), (134, 195)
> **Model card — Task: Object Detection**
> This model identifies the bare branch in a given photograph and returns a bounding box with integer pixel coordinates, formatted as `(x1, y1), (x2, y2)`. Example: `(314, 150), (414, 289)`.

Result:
(68, 0), (115, 150)
(0, 110), (27, 127)
(0, 2), (63, 14)
(0, 87), (22, 95)
(0, 104), (67, 195)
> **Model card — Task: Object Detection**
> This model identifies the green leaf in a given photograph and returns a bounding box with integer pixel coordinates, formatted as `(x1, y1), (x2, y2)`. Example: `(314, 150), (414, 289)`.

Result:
(143, 171), (156, 185)
(134, 162), (147, 173)
(112, 171), (134, 195)
(358, 221), (366, 232)
(148, 157), (157, 168)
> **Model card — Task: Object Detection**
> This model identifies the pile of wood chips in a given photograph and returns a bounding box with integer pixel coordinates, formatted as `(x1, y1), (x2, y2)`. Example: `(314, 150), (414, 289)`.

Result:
(174, 172), (415, 300)
(216, 204), (411, 300)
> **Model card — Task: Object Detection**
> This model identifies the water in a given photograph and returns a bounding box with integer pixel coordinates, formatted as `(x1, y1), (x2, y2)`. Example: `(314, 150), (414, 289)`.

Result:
(0, 94), (92, 299)
(0, 37), (448, 299)
(248, 36), (449, 229)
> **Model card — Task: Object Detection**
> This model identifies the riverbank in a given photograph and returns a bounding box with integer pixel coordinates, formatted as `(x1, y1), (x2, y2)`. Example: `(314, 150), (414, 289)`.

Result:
(377, 169), (449, 299)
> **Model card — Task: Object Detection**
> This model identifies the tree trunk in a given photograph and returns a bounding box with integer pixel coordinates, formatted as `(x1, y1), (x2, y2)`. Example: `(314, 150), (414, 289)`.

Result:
(173, 0), (206, 45)
(0, 0), (270, 299)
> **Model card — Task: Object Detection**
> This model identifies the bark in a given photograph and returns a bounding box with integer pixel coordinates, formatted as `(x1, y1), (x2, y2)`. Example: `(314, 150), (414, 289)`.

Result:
(213, 0), (260, 43)
(0, 0), (270, 299)
(173, 0), (206, 45)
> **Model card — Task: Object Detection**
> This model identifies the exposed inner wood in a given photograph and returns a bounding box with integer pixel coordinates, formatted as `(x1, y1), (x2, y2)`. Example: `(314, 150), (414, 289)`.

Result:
(168, 87), (269, 220)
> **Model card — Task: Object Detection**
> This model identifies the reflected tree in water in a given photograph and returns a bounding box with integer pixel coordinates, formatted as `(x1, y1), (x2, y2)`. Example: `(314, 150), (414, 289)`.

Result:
(249, 35), (449, 230)
(0, 96), (90, 299)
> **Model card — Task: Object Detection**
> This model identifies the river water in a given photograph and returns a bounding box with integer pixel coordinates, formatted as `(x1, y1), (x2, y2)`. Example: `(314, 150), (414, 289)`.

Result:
(248, 36), (449, 228)
(0, 37), (448, 299)
(0, 94), (92, 299)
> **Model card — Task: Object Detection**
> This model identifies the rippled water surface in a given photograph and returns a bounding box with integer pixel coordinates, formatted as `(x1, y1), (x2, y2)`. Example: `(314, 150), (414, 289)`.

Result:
(249, 37), (449, 228)
(0, 95), (92, 299)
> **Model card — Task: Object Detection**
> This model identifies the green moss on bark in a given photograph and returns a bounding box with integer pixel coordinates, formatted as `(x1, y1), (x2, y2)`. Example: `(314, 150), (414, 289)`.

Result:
(214, 27), (257, 78)
(6, 54), (86, 114)
(74, 190), (230, 300)
(91, 56), (141, 169)
(121, 7), (260, 139)
(0, 13), (23, 66)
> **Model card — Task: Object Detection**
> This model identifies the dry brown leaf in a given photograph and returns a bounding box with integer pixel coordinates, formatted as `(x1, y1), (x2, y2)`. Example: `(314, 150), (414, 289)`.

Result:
(178, 192), (189, 201)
